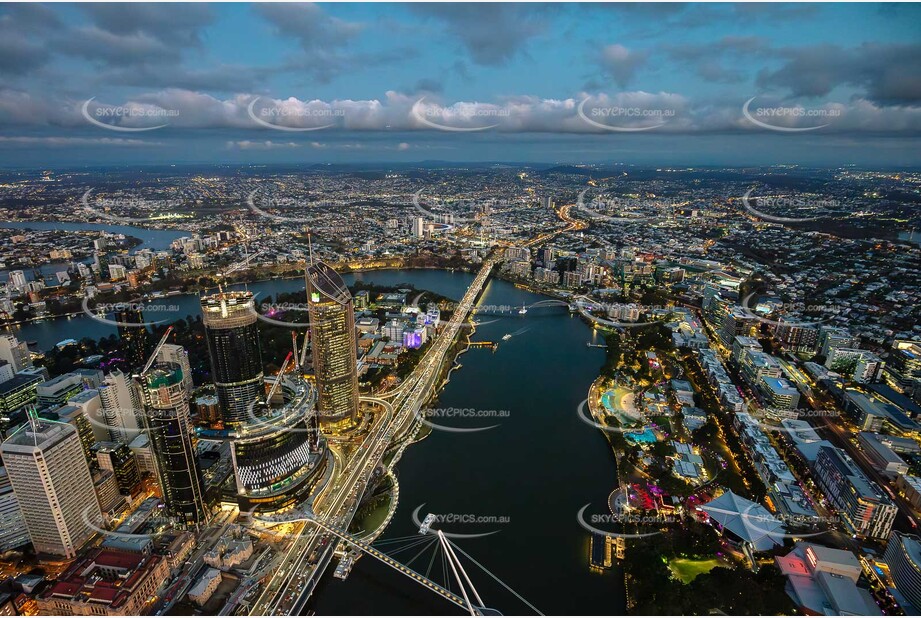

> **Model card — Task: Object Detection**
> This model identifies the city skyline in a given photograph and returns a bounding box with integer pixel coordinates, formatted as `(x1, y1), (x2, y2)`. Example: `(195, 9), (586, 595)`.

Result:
(0, 2), (920, 617)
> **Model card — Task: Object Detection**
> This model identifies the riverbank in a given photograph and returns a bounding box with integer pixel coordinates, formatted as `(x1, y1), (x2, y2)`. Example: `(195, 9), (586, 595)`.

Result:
(311, 273), (624, 616)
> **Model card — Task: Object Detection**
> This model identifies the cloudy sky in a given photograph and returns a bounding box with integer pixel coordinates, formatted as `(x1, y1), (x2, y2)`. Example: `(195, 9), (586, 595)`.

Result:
(1, 2), (919, 167)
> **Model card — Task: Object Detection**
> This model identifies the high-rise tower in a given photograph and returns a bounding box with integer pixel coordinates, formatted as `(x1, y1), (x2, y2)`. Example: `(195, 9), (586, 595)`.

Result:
(306, 261), (359, 430)
(138, 362), (205, 525)
(200, 291), (264, 426)
(115, 307), (149, 370)
(0, 414), (101, 558)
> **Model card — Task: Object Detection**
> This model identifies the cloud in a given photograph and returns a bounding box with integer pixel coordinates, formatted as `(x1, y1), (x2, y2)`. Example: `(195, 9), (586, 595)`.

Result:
(79, 3), (215, 47)
(256, 3), (362, 52)
(0, 136), (159, 147)
(226, 140), (301, 150)
(58, 26), (181, 67)
(598, 44), (648, 88)
(0, 4), (60, 75)
(411, 4), (547, 66)
(664, 36), (769, 84)
(2, 86), (919, 137)
(757, 43), (921, 106)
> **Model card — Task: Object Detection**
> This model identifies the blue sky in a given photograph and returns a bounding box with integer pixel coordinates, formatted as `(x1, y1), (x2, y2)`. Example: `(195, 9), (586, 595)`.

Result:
(0, 2), (919, 167)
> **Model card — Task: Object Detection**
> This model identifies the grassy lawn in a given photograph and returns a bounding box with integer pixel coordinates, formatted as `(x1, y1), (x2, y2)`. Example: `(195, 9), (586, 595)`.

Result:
(351, 490), (394, 538)
(669, 558), (721, 583)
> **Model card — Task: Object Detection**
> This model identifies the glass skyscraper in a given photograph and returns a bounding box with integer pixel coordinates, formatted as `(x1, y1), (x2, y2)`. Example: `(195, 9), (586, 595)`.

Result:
(201, 291), (264, 426)
(306, 261), (359, 430)
(115, 307), (149, 370)
(138, 362), (205, 525)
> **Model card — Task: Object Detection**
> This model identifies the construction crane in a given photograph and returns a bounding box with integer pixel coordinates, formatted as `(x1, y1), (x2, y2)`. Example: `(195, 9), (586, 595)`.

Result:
(298, 331), (310, 370)
(215, 250), (263, 293)
(265, 352), (293, 406)
(141, 326), (174, 375)
(291, 332), (299, 371)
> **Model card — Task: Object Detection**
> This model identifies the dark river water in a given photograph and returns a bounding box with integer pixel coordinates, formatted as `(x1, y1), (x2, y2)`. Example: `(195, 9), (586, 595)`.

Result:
(4, 263), (626, 615)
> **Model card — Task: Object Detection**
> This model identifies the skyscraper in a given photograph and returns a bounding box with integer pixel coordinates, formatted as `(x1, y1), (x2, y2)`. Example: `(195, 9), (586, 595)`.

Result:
(157, 343), (193, 399)
(0, 414), (101, 558)
(138, 362), (205, 524)
(99, 369), (144, 443)
(91, 441), (141, 495)
(307, 261), (359, 430)
(201, 291), (264, 426)
(116, 307), (149, 370)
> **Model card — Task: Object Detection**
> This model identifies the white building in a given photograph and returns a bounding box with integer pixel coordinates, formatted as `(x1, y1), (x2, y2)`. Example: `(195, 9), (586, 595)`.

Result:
(99, 369), (144, 443)
(0, 415), (101, 558)
(0, 333), (31, 372)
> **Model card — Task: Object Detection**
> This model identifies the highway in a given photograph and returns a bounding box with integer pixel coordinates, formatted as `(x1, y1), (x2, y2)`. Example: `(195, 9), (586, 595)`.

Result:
(249, 257), (496, 615)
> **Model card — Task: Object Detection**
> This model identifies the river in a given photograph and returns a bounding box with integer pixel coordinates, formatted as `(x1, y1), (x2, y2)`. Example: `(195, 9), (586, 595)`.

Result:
(8, 267), (626, 614)
(2, 269), (476, 351)
(0, 221), (190, 285)
(308, 274), (625, 615)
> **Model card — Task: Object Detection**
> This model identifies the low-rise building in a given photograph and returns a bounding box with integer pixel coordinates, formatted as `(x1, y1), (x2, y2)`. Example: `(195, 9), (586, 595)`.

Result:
(189, 568), (222, 606)
(776, 542), (880, 616)
(857, 432), (910, 478)
(37, 548), (168, 616)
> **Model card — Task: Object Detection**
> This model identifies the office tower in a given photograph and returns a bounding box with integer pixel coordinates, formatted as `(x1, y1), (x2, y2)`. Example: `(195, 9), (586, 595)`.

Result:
(0, 372), (42, 422)
(885, 532), (921, 612)
(128, 434), (157, 477)
(412, 216), (425, 238)
(0, 467), (29, 551)
(0, 333), (31, 372)
(36, 373), (84, 408)
(307, 261), (359, 429)
(51, 405), (99, 470)
(138, 362), (205, 524)
(116, 307), (149, 370)
(813, 445), (896, 540)
(0, 414), (101, 558)
(230, 401), (318, 512)
(99, 369), (144, 443)
(93, 469), (125, 515)
(92, 441), (141, 495)
(201, 291), (264, 426)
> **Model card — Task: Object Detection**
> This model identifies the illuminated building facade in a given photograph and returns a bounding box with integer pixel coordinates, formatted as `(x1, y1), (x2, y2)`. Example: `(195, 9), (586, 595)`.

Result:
(306, 261), (359, 430)
(201, 291), (264, 426)
(138, 362), (206, 524)
(230, 377), (324, 513)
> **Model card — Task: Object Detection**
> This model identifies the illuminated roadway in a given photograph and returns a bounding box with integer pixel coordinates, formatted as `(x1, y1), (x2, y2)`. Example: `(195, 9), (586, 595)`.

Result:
(250, 201), (583, 615)
(250, 257), (496, 616)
